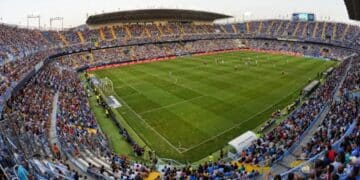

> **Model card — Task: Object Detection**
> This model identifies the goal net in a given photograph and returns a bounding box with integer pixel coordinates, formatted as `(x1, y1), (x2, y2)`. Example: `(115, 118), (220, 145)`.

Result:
(99, 77), (114, 95)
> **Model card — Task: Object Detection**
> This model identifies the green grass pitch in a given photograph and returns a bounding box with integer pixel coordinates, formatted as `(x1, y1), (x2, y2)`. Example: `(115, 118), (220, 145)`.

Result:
(92, 51), (336, 162)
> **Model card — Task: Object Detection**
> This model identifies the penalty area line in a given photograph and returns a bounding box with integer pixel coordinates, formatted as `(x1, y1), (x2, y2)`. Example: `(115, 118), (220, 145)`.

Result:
(111, 76), (185, 154)
(179, 87), (302, 153)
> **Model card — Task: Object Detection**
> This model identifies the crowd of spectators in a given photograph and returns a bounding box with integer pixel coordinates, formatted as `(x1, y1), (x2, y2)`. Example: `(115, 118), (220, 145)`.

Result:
(246, 39), (355, 60)
(55, 39), (240, 69)
(41, 63), (159, 179)
(36, 21), (360, 51)
(60, 29), (82, 45)
(1, 65), (61, 158)
(54, 37), (357, 72)
(1, 51), (49, 83)
(237, 57), (353, 166)
(0, 74), (10, 96)
(235, 20), (360, 47)
(0, 24), (50, 62)
(1, 130), (85, 179)
(270, 58), (360, 179)
(0, 64), (86, 179)
(160, 161), (259, 179)
(56, 66), (110, 158)
(0, 19), (359, 179)
(299, 98), (359, 159)
(300, 58), (360, 159)
(0, 20), (358, 64)
(342, 59), (360, 94)
(0, 62), (150, 179)
(0, 20), (358, 100)
(279, 118), (360, 180)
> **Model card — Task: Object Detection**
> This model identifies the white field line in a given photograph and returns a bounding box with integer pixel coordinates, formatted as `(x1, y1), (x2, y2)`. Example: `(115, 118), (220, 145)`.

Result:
(106, 55), (306, 154)
(139, 95), (204, 115)
(116, 78), (142, 95)
(149, 74), (209, 97)
(134, 65), (226, 103)
(179, 87), (300, 153)
(111, 75), (183, 153)
(114, 81), (146, 90)
(114, 82), (149, 98)
(110, 61), (271, 154)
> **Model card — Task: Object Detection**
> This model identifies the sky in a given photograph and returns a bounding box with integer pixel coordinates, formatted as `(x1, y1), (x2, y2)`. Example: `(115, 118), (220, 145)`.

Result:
(0, 0), (356, 29)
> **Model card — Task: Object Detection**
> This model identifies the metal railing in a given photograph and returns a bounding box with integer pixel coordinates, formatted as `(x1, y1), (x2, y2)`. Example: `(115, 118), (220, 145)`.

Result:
(280, 121), (357, 178)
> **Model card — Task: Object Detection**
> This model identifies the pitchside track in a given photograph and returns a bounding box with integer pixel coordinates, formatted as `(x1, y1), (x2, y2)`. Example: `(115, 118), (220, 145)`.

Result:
(93, 51), (336, 162)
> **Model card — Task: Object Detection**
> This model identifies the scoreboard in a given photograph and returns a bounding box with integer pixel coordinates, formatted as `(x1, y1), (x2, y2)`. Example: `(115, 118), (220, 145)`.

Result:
(292, 13), (316, 22)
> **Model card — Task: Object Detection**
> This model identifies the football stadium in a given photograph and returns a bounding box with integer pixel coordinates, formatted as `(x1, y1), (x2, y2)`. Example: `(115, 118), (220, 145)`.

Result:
(0, 0), (359, 179)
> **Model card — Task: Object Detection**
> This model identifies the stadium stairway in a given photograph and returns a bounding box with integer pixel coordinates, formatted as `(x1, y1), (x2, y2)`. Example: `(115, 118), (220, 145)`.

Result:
(293, 22), (300, 36)
(332, 23), (338, 40)
(275, 21), (283, 36)
(42, 31), (57, 45)
(231, 24), (238, 34)
(59, 33), (69, 46)
(155, 24), (163, 36)
(99, 28), (106, 41)
(312, 22), (319, 38)
(269, 58), (353, 176)
(190, 24), (197, 34)
(110, 26), (117, 40)
(176, 24), (185, 34)
(246, 22), (250, 34)
(342, 24), (350, 40)
(257, 21), (263, 34)
(81, 149), (112, 170)
(62, 147), (115, 178)
(166, 25), (173, 34)
(49, 92), (59, 148)
(233, 162), (270, 174)
(77, 31), (85, 44)
(48, 90), (113, 178)
(301, 23), (308, 38)
(282, 21), (291, 36)
(266, 21), (275, 35)
(201, 25), (210, 34)
(145, 172), (161, 180)
(269, 104), (331, 175)
(321, 22), (327, 40)
(125, 26), (132, 39)
(48, 92), (92, 179)
(144, 27), (152, 38)
(48, 87), (216, 179)
(220, 25), (227, 33)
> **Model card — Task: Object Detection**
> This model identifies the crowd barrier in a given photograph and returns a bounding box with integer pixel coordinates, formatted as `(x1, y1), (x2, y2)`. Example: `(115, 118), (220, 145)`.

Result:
(347, 90), (360, 99)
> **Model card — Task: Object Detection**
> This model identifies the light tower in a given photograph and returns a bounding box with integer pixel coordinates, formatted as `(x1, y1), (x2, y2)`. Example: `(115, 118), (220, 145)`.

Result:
(27, 14), (41, 29)
(50, 17), (64, 30)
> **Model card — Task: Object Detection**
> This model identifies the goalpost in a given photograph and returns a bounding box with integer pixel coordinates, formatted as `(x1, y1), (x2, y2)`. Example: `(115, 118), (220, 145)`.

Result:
(99, 77), (114, 95)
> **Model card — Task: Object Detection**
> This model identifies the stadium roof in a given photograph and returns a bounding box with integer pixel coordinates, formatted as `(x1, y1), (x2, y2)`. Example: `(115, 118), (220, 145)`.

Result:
(86, 9), (232, 25)
(344, 0), (360, 21)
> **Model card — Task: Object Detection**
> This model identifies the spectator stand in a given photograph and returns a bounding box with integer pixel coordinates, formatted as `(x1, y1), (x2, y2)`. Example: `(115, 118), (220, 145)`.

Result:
(269, 56), (354, 173)
(88, 75), (146, 157)
(280, 120), (357, 178)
